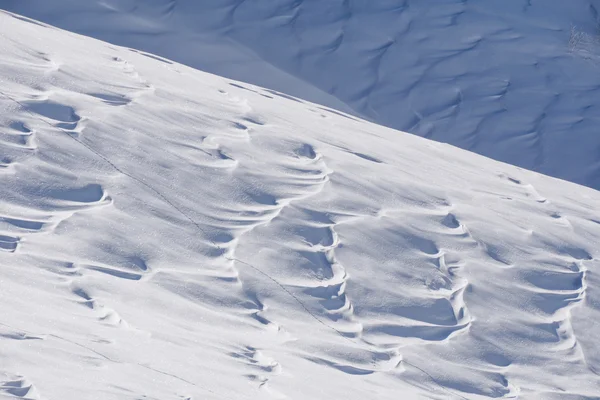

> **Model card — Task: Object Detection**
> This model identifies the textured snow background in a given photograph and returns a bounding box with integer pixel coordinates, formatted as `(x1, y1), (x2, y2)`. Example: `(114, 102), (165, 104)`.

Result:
(1, 11), (600, 400)
(4, 0), (600, 188)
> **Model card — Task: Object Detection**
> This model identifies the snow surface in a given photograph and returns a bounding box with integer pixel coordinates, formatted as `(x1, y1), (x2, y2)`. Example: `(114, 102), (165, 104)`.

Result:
(1, 9), (600, 400)
(3, 0), (600, 188)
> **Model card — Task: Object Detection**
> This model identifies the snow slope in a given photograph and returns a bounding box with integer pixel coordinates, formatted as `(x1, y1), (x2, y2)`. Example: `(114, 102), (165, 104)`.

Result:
(3, 0), (600, 188)
(1, 10), (600, 400)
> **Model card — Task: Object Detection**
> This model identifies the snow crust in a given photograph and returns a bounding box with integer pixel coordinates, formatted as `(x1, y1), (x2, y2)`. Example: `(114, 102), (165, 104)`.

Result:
(3, 0), (600, 188)
(1, 10), (600, 400)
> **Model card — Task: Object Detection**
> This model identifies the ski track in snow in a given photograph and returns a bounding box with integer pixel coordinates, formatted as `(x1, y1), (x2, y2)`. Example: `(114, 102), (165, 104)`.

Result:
(0, 10), (600, 400)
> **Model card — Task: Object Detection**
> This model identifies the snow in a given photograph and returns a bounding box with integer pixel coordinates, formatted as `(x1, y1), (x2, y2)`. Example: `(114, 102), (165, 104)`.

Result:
(3, 0), (600, 189)
(1, 10), (600, 400)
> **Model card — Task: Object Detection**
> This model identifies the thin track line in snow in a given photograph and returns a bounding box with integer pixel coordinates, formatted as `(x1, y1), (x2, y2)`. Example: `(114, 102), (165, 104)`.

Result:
(0, 322), (226, 398)
(52, 331), (217, 396)
(0, 90), (349, 338)
(0, 90), (470, 400)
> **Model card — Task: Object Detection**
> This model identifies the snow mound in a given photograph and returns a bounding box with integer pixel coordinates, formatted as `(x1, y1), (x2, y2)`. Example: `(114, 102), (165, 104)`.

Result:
(1, 11), (600, 400)
(4, 0), (600, 188)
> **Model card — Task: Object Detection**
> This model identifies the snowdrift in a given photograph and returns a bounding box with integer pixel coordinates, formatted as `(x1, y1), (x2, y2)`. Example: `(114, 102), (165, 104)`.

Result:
(1, 11), (600, 400)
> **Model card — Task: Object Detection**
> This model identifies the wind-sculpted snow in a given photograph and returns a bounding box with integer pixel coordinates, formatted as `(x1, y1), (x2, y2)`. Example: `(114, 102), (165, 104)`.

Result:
(4, 0), (600, 188)
(1, 11), (600, 400)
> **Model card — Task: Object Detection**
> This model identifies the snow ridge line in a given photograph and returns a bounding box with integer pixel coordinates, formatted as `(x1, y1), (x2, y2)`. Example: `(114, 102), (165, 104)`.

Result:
(0, 90), (470, 400)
